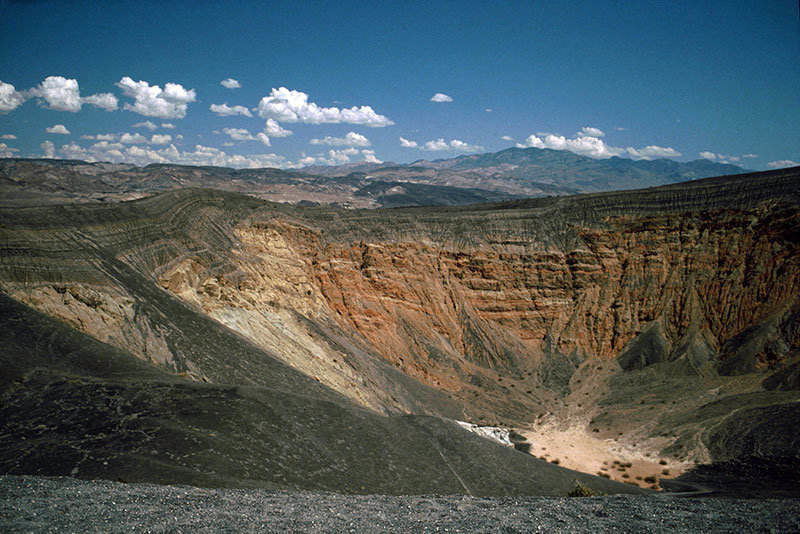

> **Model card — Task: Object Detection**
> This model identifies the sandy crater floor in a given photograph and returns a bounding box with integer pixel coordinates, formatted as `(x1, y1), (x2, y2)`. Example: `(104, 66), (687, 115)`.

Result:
(519, 423), (690, 490)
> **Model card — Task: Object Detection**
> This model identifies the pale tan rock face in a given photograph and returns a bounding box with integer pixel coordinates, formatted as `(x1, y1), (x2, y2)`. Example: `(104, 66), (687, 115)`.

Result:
(4, 283), (198, 377)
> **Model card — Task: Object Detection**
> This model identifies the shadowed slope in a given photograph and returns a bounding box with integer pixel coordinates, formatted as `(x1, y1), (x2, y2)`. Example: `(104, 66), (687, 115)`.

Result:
(0, 293), (644, 496)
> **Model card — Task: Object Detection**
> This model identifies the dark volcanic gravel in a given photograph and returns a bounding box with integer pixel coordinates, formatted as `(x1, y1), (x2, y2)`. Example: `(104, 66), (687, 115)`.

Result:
(3, 476), (800, 532)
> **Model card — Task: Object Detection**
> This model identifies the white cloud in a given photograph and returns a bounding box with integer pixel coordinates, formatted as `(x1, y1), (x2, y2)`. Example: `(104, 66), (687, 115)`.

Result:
(264, 118), (292, 137)
(133, 120), (158, 131)
(50, 139), (290, 169)
(485, 108), (493, 112)
(516, 130), (681, 160)
(422, 138), (483, 152)
(298, 147), (380, 167)
(209, 103), (252, 117)
(626, 145), (682, 160)
(161, 123), (175, 129)
(361, 149), (381, 163)
(700, 151), (743, 163)
(767, 160), (799, 169)
(41, 140), (55, 158)
(222, 127), (256, 141)
(399, 136), (418, 148)
(0, 81), (26, 112)
(58, 142), (88, 160)
(449, 139), (482, 151)
(120, 132), (148, 144)
(1, 134), (16, 139)
(82, 133), (117, 141)
(579, 126), (604, 137)
(46, 124), (71, 135)
(150, 134), (172, 145)
(423, 139), (450, 151)
(29, 76), (81, 112)
(310, 131), (370, 147)
(29, 76), (117, 112)
(516, 134), (545, 149)
(116, 77), (196, 119)
(0, 143), (19, 157)
(220, 78), (241, 89)
(257, 87), (393, 127)
(430, 93), (453, 103)
(501, 135), (514, 141)
(517, 133), (624, 158)
(742, 153), (758, 159)
(256, 133), (271, 147)
(81, 92), (118, 111)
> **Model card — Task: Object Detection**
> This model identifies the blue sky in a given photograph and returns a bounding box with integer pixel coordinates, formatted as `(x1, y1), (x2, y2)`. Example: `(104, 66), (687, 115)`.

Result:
(0, 0), (798, 169)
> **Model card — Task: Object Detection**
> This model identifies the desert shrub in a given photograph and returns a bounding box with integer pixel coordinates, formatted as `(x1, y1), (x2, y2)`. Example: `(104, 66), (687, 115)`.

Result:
(550, 458), (560, 465)
(659, 459), (668, 465)
(597, 472), (610, 479)
(567, 482), (602, 497)
(644, 475), (657, 484)
(662, 469), (670, 475)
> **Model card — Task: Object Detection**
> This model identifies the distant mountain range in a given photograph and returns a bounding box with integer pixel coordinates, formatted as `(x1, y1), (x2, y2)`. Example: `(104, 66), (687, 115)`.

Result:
(304, 147), (748, 196)
(1, 147), (749, 207)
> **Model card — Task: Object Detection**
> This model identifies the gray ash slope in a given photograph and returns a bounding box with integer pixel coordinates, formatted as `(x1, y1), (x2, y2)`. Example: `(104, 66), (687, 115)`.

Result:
(3, 475), (800, 533)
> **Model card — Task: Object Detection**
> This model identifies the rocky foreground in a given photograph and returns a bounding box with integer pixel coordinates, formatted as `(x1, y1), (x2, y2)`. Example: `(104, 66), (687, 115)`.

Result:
(2, 475), (799, 533)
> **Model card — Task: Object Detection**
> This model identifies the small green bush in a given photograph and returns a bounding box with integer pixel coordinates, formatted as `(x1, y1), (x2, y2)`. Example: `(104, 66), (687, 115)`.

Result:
(567, 481), (603, 497)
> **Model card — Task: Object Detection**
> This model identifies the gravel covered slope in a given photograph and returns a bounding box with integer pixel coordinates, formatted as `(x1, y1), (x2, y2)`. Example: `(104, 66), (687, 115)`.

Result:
(3, 476), (800, 533)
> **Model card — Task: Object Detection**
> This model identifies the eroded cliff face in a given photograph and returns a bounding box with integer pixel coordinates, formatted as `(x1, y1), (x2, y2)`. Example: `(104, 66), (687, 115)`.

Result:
(256, 207), (798, 371)
(140, 202), (800, 429)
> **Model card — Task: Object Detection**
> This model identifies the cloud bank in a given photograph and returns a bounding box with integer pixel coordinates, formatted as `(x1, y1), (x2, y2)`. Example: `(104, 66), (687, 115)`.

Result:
(516, 128), (682, 160)
(257, 87), (393, 127)
(117, 77), (196, 119)
(27, 76), (118, 112)
(209, 103), (252, 117)
(310, 132), (370, 147)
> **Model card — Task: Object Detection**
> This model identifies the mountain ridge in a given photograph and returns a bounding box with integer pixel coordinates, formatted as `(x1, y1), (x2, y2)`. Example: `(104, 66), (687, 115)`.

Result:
(1, 146), (748, 208)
